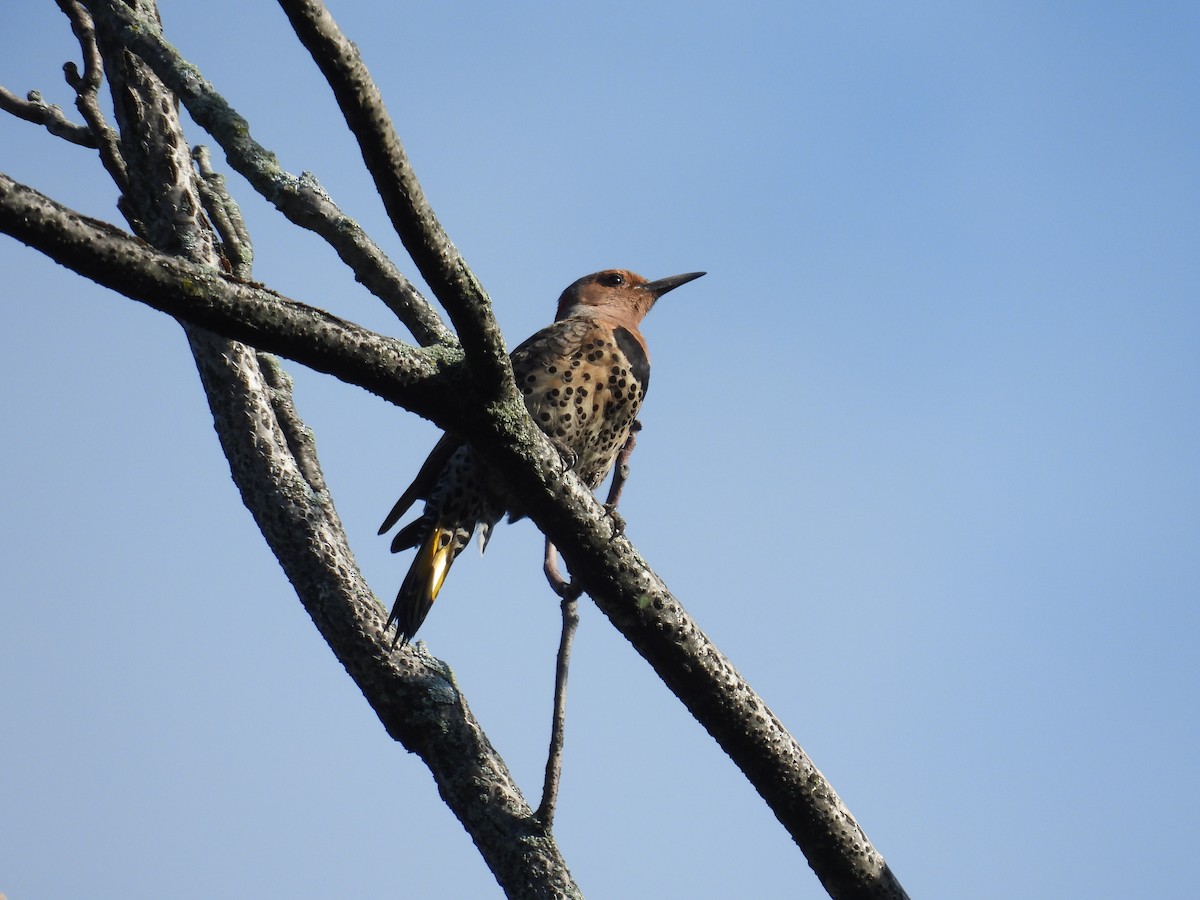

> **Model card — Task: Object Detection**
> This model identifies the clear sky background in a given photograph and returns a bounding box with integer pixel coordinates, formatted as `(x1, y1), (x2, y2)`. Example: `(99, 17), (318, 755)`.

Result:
(2, 3), (1197, 898)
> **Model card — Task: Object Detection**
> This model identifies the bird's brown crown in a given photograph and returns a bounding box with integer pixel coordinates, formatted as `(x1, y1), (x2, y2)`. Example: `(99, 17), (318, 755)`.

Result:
(554, 268), (705, 322)
(554, 269), (653, 322)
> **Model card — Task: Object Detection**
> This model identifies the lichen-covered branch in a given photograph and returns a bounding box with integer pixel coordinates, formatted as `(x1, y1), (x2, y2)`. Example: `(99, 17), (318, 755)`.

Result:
(2, 3), (910, 896)
(78, 0), (452, 347)
(190, 327), (582, 899)
(0, 172), (452, 423)
(193, 144), (254, 278)
(441, 397), (908, 899)
(275, 0), (514, 397)
(61, 4), (581, 891)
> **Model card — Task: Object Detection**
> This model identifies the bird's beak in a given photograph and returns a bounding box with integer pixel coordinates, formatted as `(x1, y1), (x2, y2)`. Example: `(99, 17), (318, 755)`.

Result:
(643, 271), (706, 297)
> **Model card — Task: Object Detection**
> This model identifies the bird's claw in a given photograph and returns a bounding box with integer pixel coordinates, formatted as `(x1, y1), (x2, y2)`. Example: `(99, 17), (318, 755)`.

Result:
(603, 503), (626, 537)
(550, 438), (577, 472)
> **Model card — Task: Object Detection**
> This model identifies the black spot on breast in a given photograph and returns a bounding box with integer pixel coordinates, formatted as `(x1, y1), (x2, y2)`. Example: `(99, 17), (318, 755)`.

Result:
(613, 327), (650, 393)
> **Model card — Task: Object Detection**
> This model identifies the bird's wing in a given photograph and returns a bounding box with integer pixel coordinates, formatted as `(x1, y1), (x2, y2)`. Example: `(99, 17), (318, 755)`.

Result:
(378, 432), (462, 536)
(509, 317), (596, 418)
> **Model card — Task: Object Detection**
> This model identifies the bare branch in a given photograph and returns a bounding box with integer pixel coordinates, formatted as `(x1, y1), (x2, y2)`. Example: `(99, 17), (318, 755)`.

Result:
(437, 398), (909, 898)
(189, 147), (323, 496)
(536, 542), (582, 828)
(2, 158), (905, 894)
(0, 172), (453, 422)
(532, 420), (645, 828)
(0, 85), (97, 146)
(192, 330), (582, 899)
(258, 354), (326, 494)
(72, 7), (582, 890)
(55, 0), (129, 192)
(193, 144), (254, 278)
(55, 0), (104, 90)
(79, 0), (452, 346)
(275, 0), (513, 395)
(9, 5), (910, 895)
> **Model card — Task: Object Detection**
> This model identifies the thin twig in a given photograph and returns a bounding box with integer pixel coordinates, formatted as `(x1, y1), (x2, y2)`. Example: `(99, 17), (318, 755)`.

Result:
(259, 354), (329, 496)
(193, 144), (253, 278)
(536, 541), (582, 828)
(534, 424), (640, 826)
(56, 0), (104, 87)
(55, 0), (129, 192)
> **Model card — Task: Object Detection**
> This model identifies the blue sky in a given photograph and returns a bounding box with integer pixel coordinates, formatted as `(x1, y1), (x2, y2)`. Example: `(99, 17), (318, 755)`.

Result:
(2, 2), (1198, 897)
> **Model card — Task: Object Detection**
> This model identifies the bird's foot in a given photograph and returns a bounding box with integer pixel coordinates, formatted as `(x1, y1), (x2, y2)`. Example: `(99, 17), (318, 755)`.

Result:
(603, 502), (626, 537)
(549, 438), (577, 472)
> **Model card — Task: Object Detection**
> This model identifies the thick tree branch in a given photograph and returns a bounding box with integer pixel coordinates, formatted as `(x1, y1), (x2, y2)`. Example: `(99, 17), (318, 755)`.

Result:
(191, 330), (581, 899)
(70, 8), (581, 891)
(6, 5), (909, 895)
(275, 0), (513, 396)
(1, 162), (905, 897)
(78, 0), (452, 347)
(0, 172), (453, 424)
(442, 404), (910, 900)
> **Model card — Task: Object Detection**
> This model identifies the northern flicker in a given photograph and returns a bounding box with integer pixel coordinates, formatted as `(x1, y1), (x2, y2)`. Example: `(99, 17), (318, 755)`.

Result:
(378, 268), (705, 646)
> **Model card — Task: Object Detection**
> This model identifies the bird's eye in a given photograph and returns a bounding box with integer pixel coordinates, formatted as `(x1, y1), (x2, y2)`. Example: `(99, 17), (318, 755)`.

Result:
(599, 272), (626, 287)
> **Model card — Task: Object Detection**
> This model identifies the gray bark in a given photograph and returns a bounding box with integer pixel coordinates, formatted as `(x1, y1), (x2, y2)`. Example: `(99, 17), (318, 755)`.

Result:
(0, 2), (909, 897)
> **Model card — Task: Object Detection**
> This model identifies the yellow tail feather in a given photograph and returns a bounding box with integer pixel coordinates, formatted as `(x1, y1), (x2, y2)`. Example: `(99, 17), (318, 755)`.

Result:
(388, 524), (457, 646)
(415, 525), (455, 603)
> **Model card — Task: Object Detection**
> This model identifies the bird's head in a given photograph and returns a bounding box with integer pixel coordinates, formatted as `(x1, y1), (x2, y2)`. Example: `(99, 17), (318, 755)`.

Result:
(554, 269), (705, 323)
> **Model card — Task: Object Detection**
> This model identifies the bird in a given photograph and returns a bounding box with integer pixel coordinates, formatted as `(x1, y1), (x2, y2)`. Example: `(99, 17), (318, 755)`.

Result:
(378, 268), (705, 646)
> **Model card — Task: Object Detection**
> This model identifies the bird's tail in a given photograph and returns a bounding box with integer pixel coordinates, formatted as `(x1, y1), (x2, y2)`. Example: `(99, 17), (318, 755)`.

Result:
(387, 523), (460, 646)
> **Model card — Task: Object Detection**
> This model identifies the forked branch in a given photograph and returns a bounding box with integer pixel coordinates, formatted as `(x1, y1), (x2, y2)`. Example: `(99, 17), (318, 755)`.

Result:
(1, 2), (909, 896)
